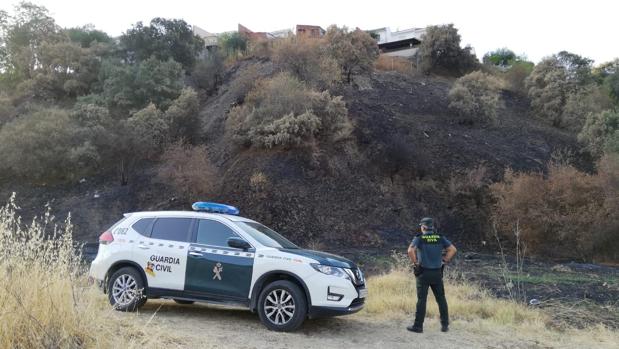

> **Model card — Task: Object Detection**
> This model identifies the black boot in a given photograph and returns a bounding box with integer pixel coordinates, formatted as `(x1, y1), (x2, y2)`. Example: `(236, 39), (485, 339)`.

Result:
(406, 324), (423, 333)
(441, 324), (449, 332)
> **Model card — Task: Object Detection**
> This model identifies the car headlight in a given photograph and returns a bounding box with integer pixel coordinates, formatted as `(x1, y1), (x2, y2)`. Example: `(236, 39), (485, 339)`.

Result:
(310, 263), (350, 280)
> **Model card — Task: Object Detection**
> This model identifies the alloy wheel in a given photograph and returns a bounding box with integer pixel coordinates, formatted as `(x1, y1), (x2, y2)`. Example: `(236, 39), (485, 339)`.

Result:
(263, 289), (296, 325)
(112, 274), (138, 306)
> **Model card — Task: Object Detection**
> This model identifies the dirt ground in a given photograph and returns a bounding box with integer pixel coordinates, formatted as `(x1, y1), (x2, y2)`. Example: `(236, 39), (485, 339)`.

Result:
(126, 300), (615, 349)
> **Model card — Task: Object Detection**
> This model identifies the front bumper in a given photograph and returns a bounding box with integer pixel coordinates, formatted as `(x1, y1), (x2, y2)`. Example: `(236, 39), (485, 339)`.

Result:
(308, 297), (365, 318)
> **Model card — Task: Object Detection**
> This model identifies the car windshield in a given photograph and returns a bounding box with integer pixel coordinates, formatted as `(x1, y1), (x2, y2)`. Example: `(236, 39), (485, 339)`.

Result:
(234, 221), (299, 249)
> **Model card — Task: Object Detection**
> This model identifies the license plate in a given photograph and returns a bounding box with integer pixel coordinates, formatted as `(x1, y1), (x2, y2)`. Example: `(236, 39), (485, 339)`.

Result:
(358, 288), (368, 298)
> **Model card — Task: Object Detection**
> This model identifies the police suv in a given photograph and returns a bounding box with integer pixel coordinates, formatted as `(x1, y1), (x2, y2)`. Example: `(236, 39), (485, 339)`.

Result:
(89, 202), (367, 331)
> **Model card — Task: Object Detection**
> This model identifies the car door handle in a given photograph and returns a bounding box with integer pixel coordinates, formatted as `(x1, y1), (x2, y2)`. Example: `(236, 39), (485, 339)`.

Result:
(138, 245), (150, 250)
(189, 251), (203, 257)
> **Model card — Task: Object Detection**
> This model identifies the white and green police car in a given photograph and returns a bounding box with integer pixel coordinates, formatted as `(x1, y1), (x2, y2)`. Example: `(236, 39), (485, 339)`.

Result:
(89, 202), (367, 331)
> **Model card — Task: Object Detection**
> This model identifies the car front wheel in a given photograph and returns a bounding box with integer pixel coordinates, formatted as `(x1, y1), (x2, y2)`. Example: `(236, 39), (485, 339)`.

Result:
(108, 267), (147, 311)
(257, 280), (307, 332)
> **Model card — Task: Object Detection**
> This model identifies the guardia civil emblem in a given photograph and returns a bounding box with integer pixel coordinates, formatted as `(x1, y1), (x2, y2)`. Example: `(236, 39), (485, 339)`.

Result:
(213, 262), (223, 280)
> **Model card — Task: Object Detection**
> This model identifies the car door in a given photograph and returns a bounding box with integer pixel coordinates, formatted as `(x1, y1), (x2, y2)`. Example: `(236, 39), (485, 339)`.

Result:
(132, 217), (193, 291)
(184, 218), (255, 301)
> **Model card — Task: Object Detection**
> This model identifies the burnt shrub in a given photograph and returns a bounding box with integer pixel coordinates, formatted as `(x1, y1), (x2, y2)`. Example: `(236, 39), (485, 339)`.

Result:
(272, 37), (339, 88)
(490, 157), (619, 262)
(418, 24), (479, 76)
(226, 73), (351, 149)
(372, 137), (419, 182)
(191, 52), (225, 93)
(157, 142), (218, 200)
(503, 60), (535, 94)
(448, 71), (503, 124)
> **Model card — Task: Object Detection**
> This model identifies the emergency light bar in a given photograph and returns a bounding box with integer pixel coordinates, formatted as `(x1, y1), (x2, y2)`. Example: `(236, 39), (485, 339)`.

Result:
(192, 202), (240, 215)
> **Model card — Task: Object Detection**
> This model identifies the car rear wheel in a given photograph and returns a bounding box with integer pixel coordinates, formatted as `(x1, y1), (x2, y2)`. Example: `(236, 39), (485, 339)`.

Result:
(108, 267), (146, 311)
(257, 280), (307, 332)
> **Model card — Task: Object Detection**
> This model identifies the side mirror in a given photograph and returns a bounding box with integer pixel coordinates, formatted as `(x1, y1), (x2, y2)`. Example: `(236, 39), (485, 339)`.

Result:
(227, 237), (251, 250)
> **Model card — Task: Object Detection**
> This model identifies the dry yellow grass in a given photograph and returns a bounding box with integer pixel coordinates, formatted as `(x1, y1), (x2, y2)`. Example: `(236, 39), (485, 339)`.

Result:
(363, 269), (543, 325)
(0, 195), (181, 348)
(374, 54), (414, 74)
(362, 268), (618, 348)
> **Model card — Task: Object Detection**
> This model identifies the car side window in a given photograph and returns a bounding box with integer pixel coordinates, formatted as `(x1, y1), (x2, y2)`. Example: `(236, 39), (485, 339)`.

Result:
(150, 218), (193, 242)
(132, 218), (154, 236)
(196, 219), (241, 247)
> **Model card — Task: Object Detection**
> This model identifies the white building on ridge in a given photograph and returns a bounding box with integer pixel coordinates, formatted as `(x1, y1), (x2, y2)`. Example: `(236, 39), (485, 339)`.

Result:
(366, 27), (426, 58)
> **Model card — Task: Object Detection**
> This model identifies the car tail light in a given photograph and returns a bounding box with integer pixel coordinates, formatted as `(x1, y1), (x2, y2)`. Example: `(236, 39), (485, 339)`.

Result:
(99, 231), (114, 245)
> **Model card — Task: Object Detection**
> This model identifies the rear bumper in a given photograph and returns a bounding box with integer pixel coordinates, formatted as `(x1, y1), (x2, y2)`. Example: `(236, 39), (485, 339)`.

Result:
(308, 297), (365, 318)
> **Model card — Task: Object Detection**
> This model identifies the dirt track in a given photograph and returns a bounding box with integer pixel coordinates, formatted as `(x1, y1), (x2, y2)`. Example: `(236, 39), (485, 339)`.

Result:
(128, 300), (614, 349)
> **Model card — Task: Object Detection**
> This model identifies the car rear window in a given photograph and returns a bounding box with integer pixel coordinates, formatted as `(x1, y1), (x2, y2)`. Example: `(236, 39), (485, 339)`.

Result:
(107, 217), (127, 232)
(150, 218), (192, 242)
(131, 218), (154, 236)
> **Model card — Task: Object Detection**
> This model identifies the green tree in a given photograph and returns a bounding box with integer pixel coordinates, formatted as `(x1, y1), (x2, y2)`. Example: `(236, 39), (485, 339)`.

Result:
(0, 3), (114, 99)
(578, 109), (619, 156)
(483, 48), (516, 67)
(219, 32), (247, 58)
(120, 18), (204, 69)
(596, 59), (619, 103)
(70, 103), (117, 167)
(418, 24), (479, 75)
(115, 103), (169, 184)
(0, 2), (64, 87)
(100, 57), (183, 115)
(165, 88), (201, 142)
(324, 26), (379, 83)
(555, 50), (593, 87)
(0, 108), (85, 181)
(34, 40), (110, 98)
(66, 25), (113, 48)
(561, 85), (613, 131)
(525, 56), (569, 127)
(0, 93), (16, 126)
(606, 72), (619, 103)
(526, 53), (607, 130)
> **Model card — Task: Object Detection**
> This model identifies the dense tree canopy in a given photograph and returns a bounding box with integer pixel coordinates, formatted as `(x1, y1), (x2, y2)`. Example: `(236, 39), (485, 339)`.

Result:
(525, 52), (613, 131)
(66, 25), (113, 48)
(555, 50), (594, 87)
(0, 2), (64, 85)
(99, 57), (184, 115)
(120, 18), (204, 69)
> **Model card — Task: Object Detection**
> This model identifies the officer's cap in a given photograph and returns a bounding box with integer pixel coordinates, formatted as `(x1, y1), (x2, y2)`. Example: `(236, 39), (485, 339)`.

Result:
(419, 217), (434, 229)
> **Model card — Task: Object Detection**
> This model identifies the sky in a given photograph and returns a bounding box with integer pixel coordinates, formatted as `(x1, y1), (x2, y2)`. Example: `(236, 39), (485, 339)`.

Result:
(9, 0), (619, 64)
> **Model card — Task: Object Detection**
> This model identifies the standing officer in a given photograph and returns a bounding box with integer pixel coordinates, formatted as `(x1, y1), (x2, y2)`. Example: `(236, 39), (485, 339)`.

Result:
(406, 217), (457, 333)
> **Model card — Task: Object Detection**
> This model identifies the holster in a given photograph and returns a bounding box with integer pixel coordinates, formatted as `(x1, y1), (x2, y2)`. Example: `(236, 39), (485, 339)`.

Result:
(413, 264), (423, 277)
